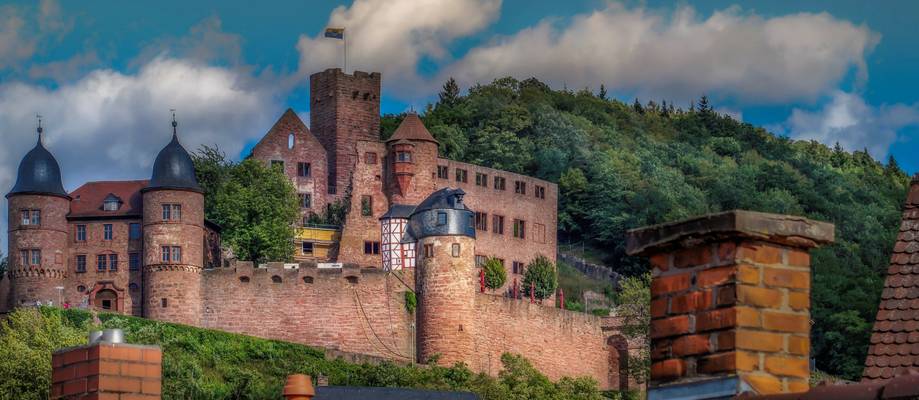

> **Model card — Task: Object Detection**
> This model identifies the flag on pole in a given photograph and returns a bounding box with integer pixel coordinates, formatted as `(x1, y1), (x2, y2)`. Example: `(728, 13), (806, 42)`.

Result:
(324, 28), (344, 39)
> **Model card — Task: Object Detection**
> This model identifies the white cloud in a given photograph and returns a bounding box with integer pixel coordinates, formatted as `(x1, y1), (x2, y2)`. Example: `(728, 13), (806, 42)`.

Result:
(0, 5), (36, 70)
(441, 3), (878, 105)
(296, 0), (501, 96)
(785, 91), (919, 158)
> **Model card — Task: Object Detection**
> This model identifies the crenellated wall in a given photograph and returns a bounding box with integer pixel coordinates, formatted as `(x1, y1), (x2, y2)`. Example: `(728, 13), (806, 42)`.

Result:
(200, 260), (416, 362)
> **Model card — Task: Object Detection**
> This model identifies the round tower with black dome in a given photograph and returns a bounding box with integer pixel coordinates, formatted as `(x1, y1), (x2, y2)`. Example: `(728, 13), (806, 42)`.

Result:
(141, 114), (204, 325)
(6, 122), (70, 307)
(409, 188), (477, 366)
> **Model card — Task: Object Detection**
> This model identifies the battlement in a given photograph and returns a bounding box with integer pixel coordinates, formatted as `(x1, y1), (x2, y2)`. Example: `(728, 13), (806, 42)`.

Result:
(310, 68), (381, 82)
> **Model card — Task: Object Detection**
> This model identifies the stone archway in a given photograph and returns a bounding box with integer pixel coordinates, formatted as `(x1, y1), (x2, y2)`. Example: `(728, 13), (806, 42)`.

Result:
(88, 282), (125, 313)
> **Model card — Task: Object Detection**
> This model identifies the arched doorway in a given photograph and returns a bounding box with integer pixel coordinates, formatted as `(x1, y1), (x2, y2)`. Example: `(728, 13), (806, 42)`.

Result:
(87, 282), (125, 313)
(608, 335), (630, 391)
(95, 289), (118, 311)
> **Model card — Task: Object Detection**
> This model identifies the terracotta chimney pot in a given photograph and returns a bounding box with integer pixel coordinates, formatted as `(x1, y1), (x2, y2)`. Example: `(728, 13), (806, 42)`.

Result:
(283, 374), (315, 400)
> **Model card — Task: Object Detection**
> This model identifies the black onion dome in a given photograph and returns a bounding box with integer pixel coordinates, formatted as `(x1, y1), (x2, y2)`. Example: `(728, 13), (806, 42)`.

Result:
(145, 132), (201, 192)
(6, 134), (68, 199)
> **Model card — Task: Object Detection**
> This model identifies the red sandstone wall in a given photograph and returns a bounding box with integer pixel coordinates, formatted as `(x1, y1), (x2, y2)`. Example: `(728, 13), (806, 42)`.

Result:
(0, 274), (10, 313)
(250, 109), (330, 218)
(65, 218), (144, 315)
(474, 293), (613, 389)
(387, 141), (439, 205)
(310, 69), (382, 200)
(200, 261), (415, 361)
(435, 159), (558, 292)
(338, 140), (390, 268)
(7, 195), (69, 306)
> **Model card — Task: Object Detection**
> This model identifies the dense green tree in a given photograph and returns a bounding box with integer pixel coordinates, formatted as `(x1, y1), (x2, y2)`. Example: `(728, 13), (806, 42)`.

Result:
(439, 77), (461, 106)
(420, 76), (910, 379)
(523, 255), (558, 300)
(192, 150), (300, 263)
(598, 84), (607, 100)
(0, 251), (7, 276)
(483, 257), (508, 291)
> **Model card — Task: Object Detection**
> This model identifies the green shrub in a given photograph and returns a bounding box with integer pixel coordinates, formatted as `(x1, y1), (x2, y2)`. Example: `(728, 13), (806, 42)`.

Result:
(404, 291), (417, 314)
(564, 299), (585, 312)
(523, 255), (557, 300)
(483, 257), (507, 290)
(590, 308), (610, 317)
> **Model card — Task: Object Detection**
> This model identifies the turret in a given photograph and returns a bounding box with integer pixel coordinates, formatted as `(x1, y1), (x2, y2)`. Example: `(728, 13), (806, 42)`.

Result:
(410, 188), (476, 366)
(141, 114), (204, 325)
(386, 113), (439, 205)
(6, 121), (70, 307)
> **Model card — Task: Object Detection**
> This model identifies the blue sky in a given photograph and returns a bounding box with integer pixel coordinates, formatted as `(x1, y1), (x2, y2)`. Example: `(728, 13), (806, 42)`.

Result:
(1, 0), (918, 250)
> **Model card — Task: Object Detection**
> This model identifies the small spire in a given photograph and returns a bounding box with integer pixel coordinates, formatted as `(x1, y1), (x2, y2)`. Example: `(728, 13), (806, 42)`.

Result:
(36, 114), (43, 143)
(170, 109), (177, 137)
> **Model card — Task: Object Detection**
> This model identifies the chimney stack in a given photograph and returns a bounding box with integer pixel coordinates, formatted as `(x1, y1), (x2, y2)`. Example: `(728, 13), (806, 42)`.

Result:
(627, 210), (833, 398)
(51, 337), (162, 399)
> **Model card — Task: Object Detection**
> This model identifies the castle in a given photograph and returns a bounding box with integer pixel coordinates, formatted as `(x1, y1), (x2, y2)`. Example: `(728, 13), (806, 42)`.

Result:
(1, 68), (628, 390)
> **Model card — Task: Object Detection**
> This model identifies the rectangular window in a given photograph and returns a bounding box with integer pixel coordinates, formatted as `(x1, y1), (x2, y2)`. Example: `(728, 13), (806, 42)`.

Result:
(364, 152), (377, 164)
(396, 151), (412, 162)
(513, 261), (525, 275)
(423, 244), (434, 258)
(437, 165), (449, 179)
(271, 160), (284, 170)
(97, 254), (107, 271)
(364, 241), (380, 255)
(297, 162), (311, 177)
(76, 225), (87, 242)
(492, 215), (505, 235)
(302, 242), (314, 255)
(494, 177), (506, 191)
(163, 204), (181, 221)
(515, 181), (526, 195)
(475, 173), (488, 187)
(452, 243), (461, 257)
(162, 204), (170, 220)
(513, 219), (526, 239)
(20, 250), (28, 266)
(76, 255), (87, 273)
(360, 195), (373, 216)
(299, 193), (312, 209)
(475, 255), (487, 267)
(455, 168), (467, 183)
(437, 212), (448, 226)
(534, 223), (547, 244)
(535, 185), (546, 199)
(161, 246), (171, 263)
(475, 212), (488, 231)
(129, 253), (140, 271)
(172, 246), (182, 263)
(103, 224), (113, 241)
(31, 249), (41, 266)
(129, 223), (142, 240)
(109, 254), (119, 271)
(21, 210), (41, 225)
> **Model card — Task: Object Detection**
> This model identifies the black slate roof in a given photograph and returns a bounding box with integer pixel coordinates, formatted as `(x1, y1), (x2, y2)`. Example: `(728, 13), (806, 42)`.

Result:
(412, 188), (468, 216)
(381, 204), (417, 219)
(315, 386), (478, 400)
(7, 134), (68, 199)
(146, 132), (201, 193)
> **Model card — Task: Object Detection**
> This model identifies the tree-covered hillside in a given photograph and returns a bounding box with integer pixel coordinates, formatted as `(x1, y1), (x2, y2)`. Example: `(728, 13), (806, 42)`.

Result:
(383, 77), (912, 380)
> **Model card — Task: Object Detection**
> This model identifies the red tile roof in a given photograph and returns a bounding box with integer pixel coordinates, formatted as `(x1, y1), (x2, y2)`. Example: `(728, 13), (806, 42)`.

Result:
(387, 113), (438, 144)
(864, 176), (919, 382)
(736, 373), (919, 399)
(68, 180), (148, 219)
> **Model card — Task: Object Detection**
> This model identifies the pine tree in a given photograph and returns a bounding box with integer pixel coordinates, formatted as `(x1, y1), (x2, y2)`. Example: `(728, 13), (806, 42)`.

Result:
(697, 95), (712, 115)
(633, 98), (644, 114)
(438, 77), (460, 106)
(886, 155), (904, 176)
(598, 84), (607, 100)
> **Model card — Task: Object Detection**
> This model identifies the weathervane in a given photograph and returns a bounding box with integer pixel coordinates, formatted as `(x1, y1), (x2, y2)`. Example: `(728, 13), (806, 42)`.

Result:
(36, 114), (43, 134)
(170, 109), (177, 135)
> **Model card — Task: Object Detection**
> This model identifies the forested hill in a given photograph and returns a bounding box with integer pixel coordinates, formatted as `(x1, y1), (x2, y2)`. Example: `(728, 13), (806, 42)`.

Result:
(381, 77), (912, 380)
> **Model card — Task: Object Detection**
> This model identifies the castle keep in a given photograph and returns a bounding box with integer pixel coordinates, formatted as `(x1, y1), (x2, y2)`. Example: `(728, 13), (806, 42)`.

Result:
(1, 69), (628, 389)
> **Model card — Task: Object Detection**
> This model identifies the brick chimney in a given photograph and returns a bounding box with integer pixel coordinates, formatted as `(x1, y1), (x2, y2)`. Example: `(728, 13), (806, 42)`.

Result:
(51, 338), (162, 399)
(626, 210), (834, 398)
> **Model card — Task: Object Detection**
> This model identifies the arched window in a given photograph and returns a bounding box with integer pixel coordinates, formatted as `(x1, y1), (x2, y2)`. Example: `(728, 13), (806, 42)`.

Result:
(271, 275), (282, 283)
(288, 133), (295, 149)
(239, 276), (250, 283)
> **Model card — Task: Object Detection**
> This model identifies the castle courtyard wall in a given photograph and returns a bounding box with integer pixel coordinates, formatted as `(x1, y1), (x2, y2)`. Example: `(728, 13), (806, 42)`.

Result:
(473, 293), (613, 389)
(200, 261), (416, 362)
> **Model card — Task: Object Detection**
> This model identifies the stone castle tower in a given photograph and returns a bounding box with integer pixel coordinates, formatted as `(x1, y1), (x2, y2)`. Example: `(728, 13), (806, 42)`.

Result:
(309, 68), (381, 199)
(141, 118), (205, 325)
(5, 125), (70, 307)
(409, 188), (477, 365)
(386, 113), (439, 205)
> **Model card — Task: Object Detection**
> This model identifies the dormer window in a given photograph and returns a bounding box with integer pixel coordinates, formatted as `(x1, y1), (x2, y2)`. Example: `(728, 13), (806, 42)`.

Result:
(103, 194), (122, 211)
